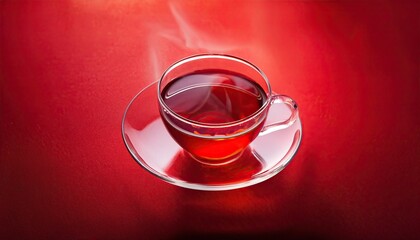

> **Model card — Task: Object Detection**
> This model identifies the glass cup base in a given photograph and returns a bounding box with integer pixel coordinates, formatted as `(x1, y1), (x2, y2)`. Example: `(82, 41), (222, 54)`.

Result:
(187, 150), (245, 166)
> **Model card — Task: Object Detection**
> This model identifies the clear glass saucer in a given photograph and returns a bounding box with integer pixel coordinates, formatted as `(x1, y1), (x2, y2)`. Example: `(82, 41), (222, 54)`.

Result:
(122, 81), (302, 191)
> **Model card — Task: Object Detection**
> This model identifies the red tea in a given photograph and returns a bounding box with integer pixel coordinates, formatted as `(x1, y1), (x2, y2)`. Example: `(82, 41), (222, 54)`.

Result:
(160, 70), (267, 162)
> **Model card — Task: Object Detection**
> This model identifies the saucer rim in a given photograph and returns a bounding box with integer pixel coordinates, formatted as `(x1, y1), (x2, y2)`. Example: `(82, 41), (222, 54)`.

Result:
(122, 81), (302, 191)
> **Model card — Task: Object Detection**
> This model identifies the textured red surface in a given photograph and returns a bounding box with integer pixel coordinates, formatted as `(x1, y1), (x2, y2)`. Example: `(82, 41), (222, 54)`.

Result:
(1, 1), (419, 239)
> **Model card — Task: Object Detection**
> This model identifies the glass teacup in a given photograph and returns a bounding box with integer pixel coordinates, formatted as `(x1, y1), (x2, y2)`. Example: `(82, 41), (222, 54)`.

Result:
(158, 54), (298, 165)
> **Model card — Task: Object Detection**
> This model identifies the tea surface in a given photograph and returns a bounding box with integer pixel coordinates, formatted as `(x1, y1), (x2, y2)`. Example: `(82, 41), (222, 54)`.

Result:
(161, 70), (266, 124)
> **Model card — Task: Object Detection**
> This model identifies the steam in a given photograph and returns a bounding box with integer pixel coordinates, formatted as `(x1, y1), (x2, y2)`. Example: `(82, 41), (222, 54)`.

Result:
(167, 2), (241, 52)
(147, 2), (245, 80)
(71, 1), (273, 83)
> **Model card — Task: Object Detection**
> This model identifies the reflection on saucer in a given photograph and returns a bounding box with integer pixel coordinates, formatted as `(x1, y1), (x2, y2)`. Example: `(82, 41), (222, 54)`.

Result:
(166, 148), (263, 185)
(125, 119), (179, 172)
(126, 118), (263, 185)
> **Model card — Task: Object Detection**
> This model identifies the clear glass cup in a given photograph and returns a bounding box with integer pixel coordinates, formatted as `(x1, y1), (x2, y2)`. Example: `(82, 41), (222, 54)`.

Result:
(158, 54), (298, 165)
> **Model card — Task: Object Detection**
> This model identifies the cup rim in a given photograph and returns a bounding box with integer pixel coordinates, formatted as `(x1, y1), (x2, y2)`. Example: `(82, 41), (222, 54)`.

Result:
(157, 53), (272, 128)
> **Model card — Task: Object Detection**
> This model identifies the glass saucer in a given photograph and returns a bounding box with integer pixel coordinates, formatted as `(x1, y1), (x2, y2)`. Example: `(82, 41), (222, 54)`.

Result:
(122, 81), (302, 191)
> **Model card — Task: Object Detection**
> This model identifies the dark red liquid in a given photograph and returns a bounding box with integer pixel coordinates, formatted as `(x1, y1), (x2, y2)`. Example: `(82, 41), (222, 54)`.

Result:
(161, 70), (267, 162)
(162, 70), (265, 124)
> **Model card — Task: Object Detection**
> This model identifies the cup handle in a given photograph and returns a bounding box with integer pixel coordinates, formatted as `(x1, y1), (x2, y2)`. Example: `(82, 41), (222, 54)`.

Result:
(259, 94), (298, 136)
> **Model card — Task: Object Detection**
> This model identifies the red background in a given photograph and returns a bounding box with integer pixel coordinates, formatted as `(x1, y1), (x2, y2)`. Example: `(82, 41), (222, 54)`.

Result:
(1, 1), (419, 239)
